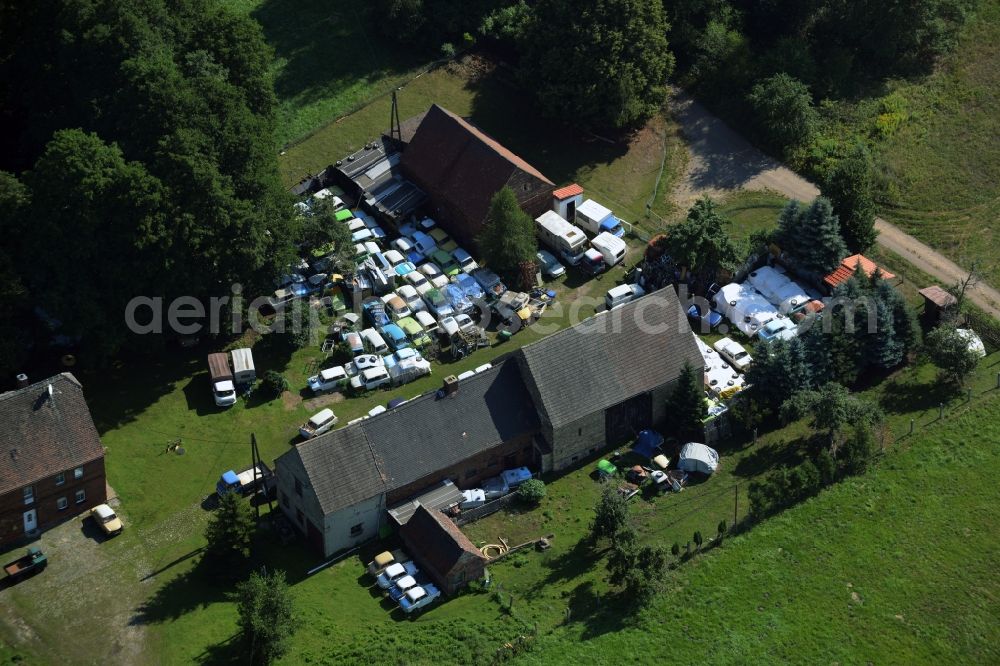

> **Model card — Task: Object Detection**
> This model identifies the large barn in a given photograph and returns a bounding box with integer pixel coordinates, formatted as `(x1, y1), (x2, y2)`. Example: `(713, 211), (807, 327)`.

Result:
(400, 104), (555, 250)
(274, 289), (702, 561)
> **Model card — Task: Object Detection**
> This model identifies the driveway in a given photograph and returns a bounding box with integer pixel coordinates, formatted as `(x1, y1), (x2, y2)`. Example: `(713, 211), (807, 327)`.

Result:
(669, 90), (1000, 320)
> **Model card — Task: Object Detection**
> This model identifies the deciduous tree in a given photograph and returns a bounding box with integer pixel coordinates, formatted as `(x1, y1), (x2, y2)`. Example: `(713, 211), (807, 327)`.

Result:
(477, 187), (537, 287)
(234, 570), (297, 666)
(591, 485), (629, 542)
(746, 73), (818, 155)
(925, 324), (980, 385)
(823, 142), (878, 252)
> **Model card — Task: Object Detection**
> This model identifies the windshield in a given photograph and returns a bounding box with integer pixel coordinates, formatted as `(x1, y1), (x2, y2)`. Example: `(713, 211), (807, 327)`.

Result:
(102, 513), (117, 523)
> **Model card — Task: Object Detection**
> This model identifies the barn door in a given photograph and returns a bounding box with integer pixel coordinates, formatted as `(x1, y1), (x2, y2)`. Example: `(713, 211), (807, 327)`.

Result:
(605, 393), (652, 446)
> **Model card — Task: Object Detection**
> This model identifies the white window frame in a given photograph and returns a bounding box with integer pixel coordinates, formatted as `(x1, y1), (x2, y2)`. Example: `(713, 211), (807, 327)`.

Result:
(23, 486), (34, 505)
(75, 489), (86, 504)
(55, 472), (65, 486)
(57, 497), (68, 511)
(74, 466), (84, 480)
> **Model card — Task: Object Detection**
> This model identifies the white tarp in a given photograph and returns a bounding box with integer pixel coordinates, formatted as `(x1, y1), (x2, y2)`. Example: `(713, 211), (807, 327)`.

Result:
(678, 442), (719, 474)
(773, 282), (811, 314)
(956, 329), (987, 358)
(694, 335), (745, 396)
(747, 266), (790, 302)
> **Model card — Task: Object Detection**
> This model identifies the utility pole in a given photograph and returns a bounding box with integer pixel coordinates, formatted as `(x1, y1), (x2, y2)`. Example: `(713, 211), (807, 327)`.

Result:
(389, 90), (402, 142)
(250, 433), (273, 520)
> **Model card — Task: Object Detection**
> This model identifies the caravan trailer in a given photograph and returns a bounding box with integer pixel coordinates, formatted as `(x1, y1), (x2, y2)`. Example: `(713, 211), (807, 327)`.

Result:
(535, 211), (588, 264)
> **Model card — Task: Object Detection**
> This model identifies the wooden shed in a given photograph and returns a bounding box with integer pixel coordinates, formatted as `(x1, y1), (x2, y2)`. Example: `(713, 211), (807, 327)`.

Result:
(398, 504), (487, 595)
(918, 285), (957, 322)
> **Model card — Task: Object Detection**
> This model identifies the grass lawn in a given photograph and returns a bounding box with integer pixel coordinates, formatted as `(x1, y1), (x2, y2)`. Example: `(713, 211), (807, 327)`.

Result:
(219, 0), (432, 148)
(877, 0), (1000, 285)
(717, 190), (788, 242)
(278, 57), (688, 235)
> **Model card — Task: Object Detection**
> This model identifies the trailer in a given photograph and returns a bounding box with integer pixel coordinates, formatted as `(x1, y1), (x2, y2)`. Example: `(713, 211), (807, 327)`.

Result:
(216, 463), (274, 497)
(4, 547), (47, 582)
(230, 348), (256, 385)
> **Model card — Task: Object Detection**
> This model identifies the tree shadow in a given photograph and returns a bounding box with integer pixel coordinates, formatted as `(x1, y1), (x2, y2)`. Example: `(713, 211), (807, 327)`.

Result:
(130, 554), (233, 626)
(531, 538), (603, 592)
(733, 439), (804, 478)
(250, 0), (424, 115)
(465, 65), (630, 187)
(559, 582), (634, 641)
(879, 379), (963, 421)
(192, 632), (245, 666)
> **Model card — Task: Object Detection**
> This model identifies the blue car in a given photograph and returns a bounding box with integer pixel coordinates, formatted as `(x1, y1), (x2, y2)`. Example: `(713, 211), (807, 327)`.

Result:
(379, 323), (410, 351)
(687, 304), (723, 329)
(362, 298), (390, 328)
(453, 273), (484, 300)
(443, 284), (473, 315)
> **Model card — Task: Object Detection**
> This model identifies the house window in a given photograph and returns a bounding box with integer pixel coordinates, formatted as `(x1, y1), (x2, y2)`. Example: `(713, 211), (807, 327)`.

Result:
(571, 455), (578, 463)
(589, 448), (597, 455)
(74, 466), (84, 480)
(523, 183), (530, 192)
(296, 509), (304, 525)
(578, 428), (582, 436)
(75, 489), (86, 504)
(55, 473), (65, 486)
(465, 468), (478, 479)
(350, 523), (363, 537)
(23, 486), (34, 505)
(294, 478), (303, 497)
(57, 497), (68, 511)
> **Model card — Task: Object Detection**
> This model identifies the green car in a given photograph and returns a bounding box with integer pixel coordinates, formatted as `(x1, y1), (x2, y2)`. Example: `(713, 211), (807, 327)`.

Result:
(334, 209), (354, 222)
(430, 249), (461, 277)
(397, 316), (432, 348)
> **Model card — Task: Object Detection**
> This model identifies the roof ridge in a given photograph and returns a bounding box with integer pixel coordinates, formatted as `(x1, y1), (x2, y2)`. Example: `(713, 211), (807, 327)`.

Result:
(0, 372), (80, 402)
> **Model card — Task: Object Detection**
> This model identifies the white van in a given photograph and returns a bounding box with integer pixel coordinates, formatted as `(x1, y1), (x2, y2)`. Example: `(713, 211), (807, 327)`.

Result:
(360, 328), (389, 354)
(605, 284), (645, 310)
(591, 231), (627, 267)
(535, 211), (587, 261)
(414, 310), (439, 336)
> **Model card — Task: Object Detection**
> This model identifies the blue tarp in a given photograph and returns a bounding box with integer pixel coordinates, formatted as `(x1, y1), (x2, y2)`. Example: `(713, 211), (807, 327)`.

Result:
(632, 430), (663, 458)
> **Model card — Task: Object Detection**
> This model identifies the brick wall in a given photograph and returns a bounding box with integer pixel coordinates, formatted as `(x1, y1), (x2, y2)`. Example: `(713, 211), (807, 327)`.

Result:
(0, 457), (107, 546)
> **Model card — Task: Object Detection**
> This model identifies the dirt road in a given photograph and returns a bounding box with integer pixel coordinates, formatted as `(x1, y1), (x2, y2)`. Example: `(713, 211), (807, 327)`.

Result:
(669, 90), (1000, 320)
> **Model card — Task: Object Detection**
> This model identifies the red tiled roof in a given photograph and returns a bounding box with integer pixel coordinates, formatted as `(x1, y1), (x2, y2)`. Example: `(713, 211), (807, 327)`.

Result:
(553, 183), (583, 200)
(824, 254), (896, 288)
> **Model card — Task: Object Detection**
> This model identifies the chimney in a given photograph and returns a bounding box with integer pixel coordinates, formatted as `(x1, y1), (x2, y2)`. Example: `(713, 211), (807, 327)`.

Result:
(15, 373), (29, 389)
(443, 375), (459, 396)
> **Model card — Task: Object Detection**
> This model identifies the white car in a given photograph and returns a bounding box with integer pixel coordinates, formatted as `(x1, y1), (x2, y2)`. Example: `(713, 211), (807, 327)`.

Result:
(299, 408), (338, 439)
(350, 366), (392, 392)
(307, 366), (348, 393)
(343, 354), (385, 378)
(452, 248), (479, 273)
(713, 337), (753, 372)
(381, 294), (412, 320)
(403, 271), (433, 296)
(453, 313), (476, 334)
(605, 283), (646, 310)
(399, 585), (441, 614)
(383, 249), (406, 266)
(396, 285), (426, 313)
(377, 561), (418, 589)
(419, 263), (449, 289)
(368, 405), (387, 417)
(457, 370), (475, 380)
(438, 316), (460, 338)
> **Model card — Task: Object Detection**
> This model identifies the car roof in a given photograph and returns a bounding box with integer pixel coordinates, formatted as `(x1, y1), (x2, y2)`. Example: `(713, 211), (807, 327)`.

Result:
(311, 408), (334, 422)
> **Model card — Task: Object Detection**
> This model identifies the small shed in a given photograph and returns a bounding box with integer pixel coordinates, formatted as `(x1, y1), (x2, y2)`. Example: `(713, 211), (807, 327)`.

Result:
(918, 286), (957, 323)
(552, 183), (584, 222)
(398, 504), (487, 595)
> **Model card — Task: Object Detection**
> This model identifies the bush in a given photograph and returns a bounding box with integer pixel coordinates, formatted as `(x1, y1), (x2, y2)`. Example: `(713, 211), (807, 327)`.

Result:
(260, 371), (288, 399)
(324, 341), (353, 367)
(516, 478), (546, 505)
(747, 73), (818, 156)
(440, 42), (456, 58)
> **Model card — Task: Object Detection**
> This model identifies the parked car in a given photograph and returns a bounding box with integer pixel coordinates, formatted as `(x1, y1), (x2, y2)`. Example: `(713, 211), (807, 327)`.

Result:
(344, 331), (365, 355)
(430, 248), (461, 277)
(453, 273), (484, 301)
(457, 370), (475, 380)
(605, 283), (645, 310)
(472, 268), (506, 299)
(381, 294), (412, 321)
(437, 316), (460, 339)
(501, 467), (532, 488)
(90, 503), (123, 536)
(482, 476), (509, 500)
(4, 547), (47, 582)
(452, 248), (479, 273)
(299, 408), (338, 439)
(713, 337), (752, 372)
(403, 270), (433, 296)
(388, 575), (420, 602)
(362, 297), (391, 328)
(350, 366), (392, 392)
(423, 288), (454, 319)
(411, 230), (437, 256)
(307, 366), (348, 393)
(578, 248), (606, 275)
(459, 489), (486, 509)
(360, 328), (389, 355)
(756, 316), (798, 343)
(419, 263), (449, 289)
(392, 237), (425, 265)
(687, 304), (723, 329)
(380, 323), (410, 351)
(443, 283), (473, 315)
(399, 584), (441, 614)
(454, 313), (476, 335)
(397, 316), (432, 348)
(367, 550), (398, 576)
(535, 250), (566, 278)
(343, 354), (385, 378)
(396, 285), (426, 313)
(377, 561), (419, 589)
(351, 228), (374, 243)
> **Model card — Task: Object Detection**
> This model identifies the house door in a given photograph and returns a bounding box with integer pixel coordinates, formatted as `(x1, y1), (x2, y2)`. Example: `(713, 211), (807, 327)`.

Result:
(566, 200), (576, 222)
(605, 393), (652, 446)
(23, 509), (37, 533)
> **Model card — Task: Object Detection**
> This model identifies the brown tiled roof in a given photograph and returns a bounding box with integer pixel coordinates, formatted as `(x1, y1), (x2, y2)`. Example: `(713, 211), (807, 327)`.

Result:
(401, 104), (553, 231)
(399, 504), (486, 578)
(553, 183), (583, 200)
(918, 285), (957, 308)
(396, 111), (427, 145)
(824, 254), (896, 289)
(0, 374), (103, 495)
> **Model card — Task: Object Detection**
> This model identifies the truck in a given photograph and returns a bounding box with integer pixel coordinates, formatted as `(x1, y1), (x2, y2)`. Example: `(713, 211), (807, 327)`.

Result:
(216, 463), (274, 497)
(207, 353), (237, 407)
(4, 547), (47, 582)
(575, 199), (625, 237)
(230, 348), (256, 385)
(591, 231), (627, 267)
(535, 210), (588, 264)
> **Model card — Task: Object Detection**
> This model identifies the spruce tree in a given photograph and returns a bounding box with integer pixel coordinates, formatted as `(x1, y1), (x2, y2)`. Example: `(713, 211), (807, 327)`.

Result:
(666, 362), (706, 441)
(798, 197), (849, 274)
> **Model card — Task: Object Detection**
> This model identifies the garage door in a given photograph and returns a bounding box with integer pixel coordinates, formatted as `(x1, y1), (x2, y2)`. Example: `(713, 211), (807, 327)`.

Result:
(605, 393), (652, 446)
